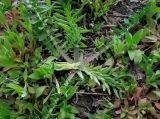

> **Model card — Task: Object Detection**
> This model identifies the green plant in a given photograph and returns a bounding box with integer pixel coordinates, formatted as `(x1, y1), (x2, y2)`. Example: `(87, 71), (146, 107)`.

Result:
(120, 98), (158, 119)
(112, 35), (125, 57)
(140, 55), (160, 88)
(0, 0), (160, 118)
(53, 0), (88, 51)
(126, 29), (146, 63)
(82, 0), (111, 19)
(0, 100), (11, 119)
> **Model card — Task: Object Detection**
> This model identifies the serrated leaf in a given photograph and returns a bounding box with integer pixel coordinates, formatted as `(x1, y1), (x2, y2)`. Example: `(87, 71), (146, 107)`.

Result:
(128, 50), (143, 63)
(57, 22), (70, 31)
(60, 86), (77, 98)
(134, 50), (143, 63)
(53, 14), (68, 25)
(0, 100), (10, 117)
(128, 50), (135, 60)
(54, 62), (80, 71)
(0, 56), (16, 68)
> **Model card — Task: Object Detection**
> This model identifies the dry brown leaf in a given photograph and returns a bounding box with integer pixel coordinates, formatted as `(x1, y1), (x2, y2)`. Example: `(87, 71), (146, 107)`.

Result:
(127, 115), (134, 119)
(128, 87), (145, 104)
(153, 90), (160, 98)
(128, 109), (139, 115)
(147, 91), (160, 101)
(133, 87), (143, 98)
(114, 98), (121, 107)
(154, 102), (160, 110)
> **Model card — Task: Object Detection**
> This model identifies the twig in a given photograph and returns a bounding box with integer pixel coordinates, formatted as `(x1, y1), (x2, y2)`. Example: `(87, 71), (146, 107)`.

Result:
(107, 14), (129, 18)
(54, 77), (60, 94)
(103, 25), (117, 28)
(75, 92), (108, 96)
(74, 46), (79, 62)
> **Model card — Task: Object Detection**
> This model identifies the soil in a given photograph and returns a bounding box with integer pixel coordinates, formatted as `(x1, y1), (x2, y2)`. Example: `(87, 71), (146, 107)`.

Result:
(70, 93), (105, 118)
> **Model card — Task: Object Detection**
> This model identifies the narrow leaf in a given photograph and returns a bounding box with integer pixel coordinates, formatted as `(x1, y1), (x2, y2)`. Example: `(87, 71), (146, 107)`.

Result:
(133, 29), (144, 45)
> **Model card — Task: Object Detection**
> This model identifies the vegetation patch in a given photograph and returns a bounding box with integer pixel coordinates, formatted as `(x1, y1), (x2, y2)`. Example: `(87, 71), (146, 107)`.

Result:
(0, 0), (160, 119)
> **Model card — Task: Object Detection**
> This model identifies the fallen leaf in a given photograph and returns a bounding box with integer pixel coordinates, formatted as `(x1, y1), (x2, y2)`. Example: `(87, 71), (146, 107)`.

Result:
(115, 109), (121, 115)
(154, 102), (160, 110)
(153, 90), (160, 98)
(127, 115), (134, 119)
(114, 98), (121, 107)
(128, 109), (139, 115)
(38, 104), (43, 110)
(147, 91), (160, 101)
(129, 87), (145, 104)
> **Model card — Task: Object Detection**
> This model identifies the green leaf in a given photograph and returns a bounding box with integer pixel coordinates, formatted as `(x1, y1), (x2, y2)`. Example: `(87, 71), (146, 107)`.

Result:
(53, 14), (68, 25)
(113, 36), (125, 55)
(0, 56), (16, 68)
(29, 58), (54, 80)
(15, 116), (26, 119)
(35, 86), (47, 98)
(46, 0), (51, 5)
(156, 70), (160, 77)
(0, 100), (10, 118)
(82, 0), (90, 4)
(133, 29), (144, 45)
(77, 71), (84, 80)
(128, 50), (135, 61)
(23, 69), (28, 81)
(134, 50), (143, 63)
(121, 112), (126, 118)
(29, 70), (44, 80)
(2, 0), (11, 10)
(7, 83), (26, 97)
(54, 62), (80, 71)
(29, 66), (54, 80)
(126, 32), (133, 48)
(128, 50), (143, 63)
(60, 86), (77, 98)
(0, 11), (9, 30)
(28, 86), (35, 94)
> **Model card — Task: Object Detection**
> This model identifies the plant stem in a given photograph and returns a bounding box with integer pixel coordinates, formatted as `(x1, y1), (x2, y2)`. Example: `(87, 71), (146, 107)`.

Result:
(74, 46), (79, 62)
